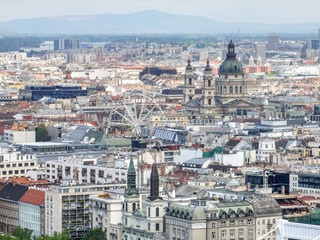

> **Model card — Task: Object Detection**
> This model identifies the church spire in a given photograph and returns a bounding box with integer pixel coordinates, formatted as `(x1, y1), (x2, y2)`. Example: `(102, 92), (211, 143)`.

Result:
(227, 38), (236, 58)
(148, 163), (161, 201)
(125, 154), (139, 197)
(186, 57), (193, 71)
(205, 57), (212, 72)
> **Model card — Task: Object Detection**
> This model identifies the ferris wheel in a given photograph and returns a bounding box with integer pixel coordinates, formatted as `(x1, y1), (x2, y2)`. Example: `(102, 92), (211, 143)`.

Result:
(106, 94), (164, 137)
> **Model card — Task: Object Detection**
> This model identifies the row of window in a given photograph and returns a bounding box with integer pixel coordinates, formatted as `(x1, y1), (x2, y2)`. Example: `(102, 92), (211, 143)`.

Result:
(2, 169), (36, 175)
(0, 162), (34, 168)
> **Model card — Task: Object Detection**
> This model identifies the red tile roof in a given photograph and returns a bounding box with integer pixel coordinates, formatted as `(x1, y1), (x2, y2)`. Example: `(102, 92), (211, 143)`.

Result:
(19, 189), (45, 206)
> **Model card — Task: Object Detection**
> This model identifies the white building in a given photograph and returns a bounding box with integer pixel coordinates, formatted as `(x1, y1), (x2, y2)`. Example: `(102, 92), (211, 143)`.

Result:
(4, 129), (35, 144)
(45, 156), (127, 184)
(256, 139), (276, 162)
(89, 194), (123, 240)
(214, 151), (245, 167)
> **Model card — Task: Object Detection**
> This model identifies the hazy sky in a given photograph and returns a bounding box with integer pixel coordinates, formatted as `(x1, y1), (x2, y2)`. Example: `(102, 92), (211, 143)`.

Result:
(1, 0), (320, 24)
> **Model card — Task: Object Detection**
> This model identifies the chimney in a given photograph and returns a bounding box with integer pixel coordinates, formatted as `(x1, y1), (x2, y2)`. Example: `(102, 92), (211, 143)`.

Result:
(247, 182), (251, 190)
(281, 186), (285, 195)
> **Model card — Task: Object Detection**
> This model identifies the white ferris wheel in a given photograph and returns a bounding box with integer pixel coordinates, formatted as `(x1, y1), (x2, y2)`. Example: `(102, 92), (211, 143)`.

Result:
(106, 94), (164, 137)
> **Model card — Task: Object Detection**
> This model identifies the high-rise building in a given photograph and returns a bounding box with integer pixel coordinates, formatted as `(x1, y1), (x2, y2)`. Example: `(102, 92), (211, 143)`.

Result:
(311, 40), (320, 50)
(54, 39), (80, 51)
(267, 35), (280, 51)
(255, 44), (266, 58)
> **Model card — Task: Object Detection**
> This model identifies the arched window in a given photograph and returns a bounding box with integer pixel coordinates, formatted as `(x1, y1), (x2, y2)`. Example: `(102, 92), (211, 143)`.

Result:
(235, 86), (238, 93)
(208, 79), (211, 87)
(189, 96), (192, 101)
(208, 99), (212, 105)
(223, 86), (227, 93)
(240, 86), (242, 93)
(125, 203), (128, 212)
(156, 207), (159, 217)
(230, 86), (233, 94)
(189, 78), (192, 85)
(133, 203), (136, 212)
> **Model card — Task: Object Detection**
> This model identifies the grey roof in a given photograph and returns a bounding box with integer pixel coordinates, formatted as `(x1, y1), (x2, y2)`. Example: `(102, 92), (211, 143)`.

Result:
(183, 158), (211, 165)
(251, 197), (282, 217)
(68, 126), (89, 141)
(175, 185), (208, 198)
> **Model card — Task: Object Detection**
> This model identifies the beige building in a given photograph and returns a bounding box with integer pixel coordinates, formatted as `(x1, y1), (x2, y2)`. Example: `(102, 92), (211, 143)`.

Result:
(252, 198), (282, 240)
(0, 148), (38, 179)
(166, 201), (258, 240)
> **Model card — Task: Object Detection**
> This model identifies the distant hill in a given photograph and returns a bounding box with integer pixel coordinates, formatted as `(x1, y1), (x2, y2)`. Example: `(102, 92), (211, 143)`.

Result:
(0, 10), (318, 35)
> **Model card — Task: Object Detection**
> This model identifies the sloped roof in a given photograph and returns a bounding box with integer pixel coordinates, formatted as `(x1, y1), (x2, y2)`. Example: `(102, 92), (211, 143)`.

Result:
(19, 189), (45, 206)
(0, 183), (28, 201)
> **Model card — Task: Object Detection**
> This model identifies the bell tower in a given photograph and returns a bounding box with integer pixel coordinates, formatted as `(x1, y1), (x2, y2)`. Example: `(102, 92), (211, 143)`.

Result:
(183, 58), (195, 104)
(123, 155), (140, 232)
(146, 163), (164, 234)
(203, 58), (215, 109)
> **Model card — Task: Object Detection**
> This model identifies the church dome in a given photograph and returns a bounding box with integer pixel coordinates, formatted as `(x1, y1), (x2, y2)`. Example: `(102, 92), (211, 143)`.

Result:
(219, 39), (243, 75)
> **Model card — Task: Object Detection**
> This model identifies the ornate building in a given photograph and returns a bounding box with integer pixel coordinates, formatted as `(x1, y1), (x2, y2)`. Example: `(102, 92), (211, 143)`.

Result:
(183, 39), (265, 115)
(122, 162), (165, 240)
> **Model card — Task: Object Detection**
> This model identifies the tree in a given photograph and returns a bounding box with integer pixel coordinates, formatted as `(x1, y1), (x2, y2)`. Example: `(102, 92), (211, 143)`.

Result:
(36, 124), (51, 142)
(35, 230), (70, 240)
(83, 228), (107, 240)
(11, 226), (33, 240)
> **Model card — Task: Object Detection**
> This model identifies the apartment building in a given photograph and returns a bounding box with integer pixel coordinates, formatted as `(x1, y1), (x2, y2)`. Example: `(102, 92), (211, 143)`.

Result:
(45, 157), (127, 184)
(89, 194), (123, 240)
(45, 183), (125, 239)
(0, 148), (38, 179)
(166, 201), (257, 240)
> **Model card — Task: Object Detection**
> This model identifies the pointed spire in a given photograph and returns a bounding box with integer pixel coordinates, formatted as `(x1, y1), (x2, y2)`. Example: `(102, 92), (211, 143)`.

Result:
(186, 57), (193, 71)
(227, 38), (236, 58)
(205, 57), (212, 72)
(125, 154), (139, 197)
(148, 163), (161, 201)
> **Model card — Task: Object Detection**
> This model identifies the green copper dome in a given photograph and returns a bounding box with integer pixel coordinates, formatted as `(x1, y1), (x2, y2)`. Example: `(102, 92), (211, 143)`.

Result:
(219, 39), (243, 75)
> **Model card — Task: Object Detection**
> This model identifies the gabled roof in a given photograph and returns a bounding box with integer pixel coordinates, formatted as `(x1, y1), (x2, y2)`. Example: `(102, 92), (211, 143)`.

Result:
(19, 189), (45, 206)
(0, 183), (28, 201)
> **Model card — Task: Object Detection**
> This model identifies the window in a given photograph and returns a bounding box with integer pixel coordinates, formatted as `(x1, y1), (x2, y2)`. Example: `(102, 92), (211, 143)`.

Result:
(239, 219), (243, 225)
(230, 220), (235, 226)
(221, 221), (226, 227)
(212, 223), (216, 228)
(230, 230), (235, 238)
(133, 203), (136, 212)
(248, 219), (252, 225)
(208, 80), (211, 87)
(262, 220), (265, 225)
(24, 163), (28, 167)
(221, 230), (226, 239)
(239, 229), (244, 237)
(156, 223), (160, 231)
(148, 207), (150, 216)
(248, 229), (253, 235)
(156, 207), (159, 217)
(211, 232), (216, 238)
(189, 78), (192, 85)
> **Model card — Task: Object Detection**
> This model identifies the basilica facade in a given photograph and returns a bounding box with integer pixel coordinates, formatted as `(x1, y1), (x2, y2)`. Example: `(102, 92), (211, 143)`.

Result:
(183, 40), (265, 115)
